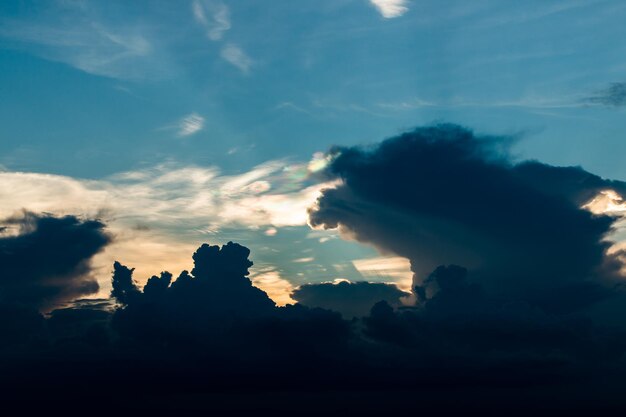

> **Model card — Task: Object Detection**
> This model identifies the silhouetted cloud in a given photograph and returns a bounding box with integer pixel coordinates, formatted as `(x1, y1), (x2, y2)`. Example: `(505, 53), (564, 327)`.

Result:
(0, 239), (626, 413)
(586, 82), (626, 107)
(0, 211), (110, 310)
(6, 126), (626, 413)
(309, 124), (626, 313)
(364, 263), (626, 389)
(110, 241), (353, 358)
(292, 280), (410, 318)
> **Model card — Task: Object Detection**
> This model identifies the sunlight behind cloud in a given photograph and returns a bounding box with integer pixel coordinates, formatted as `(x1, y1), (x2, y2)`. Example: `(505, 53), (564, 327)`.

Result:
(352, 256), (413, 291)
(583, 190), (626, 215)
(250, 269), (295, 306)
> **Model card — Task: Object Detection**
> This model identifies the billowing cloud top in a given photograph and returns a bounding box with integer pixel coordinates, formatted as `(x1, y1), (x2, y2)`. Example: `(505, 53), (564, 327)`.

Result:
(309, 124), (626, 313)
(0, 212), (110, 310)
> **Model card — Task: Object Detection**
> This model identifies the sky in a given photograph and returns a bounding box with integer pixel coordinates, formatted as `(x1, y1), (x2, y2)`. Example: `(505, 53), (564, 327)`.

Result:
(3, 1), (626, 413)
(2, 0), (626, 305)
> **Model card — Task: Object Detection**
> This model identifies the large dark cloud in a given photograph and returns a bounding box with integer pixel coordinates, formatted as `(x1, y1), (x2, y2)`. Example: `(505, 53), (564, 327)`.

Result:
(0, 240), (625, 414)
(110, 242), (350, 357)
(5, 125), (626, 413)
(308, 124), (626, 313)
(0, 211), (111, 310)
(292, 280), (410, 318)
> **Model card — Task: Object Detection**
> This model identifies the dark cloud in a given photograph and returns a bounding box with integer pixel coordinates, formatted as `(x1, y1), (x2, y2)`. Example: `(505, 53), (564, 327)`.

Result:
(5, 124), (626, 413)
(309, 124), (626, 313)
(364, 264), (626, 389)
(0, 240), (625, 414)
(110, 242), (349, 356)
(0, 211), (111, 310)
(292, 280), (410, 318)
(585, 82), (626, 107)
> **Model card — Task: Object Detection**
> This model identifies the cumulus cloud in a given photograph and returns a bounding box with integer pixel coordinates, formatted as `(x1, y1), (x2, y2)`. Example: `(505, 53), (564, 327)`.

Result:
(292, 280), (410, 318)
(110, 242), (350, 356)
(2, 237), (626, 414)
(0, 212), (110, 310)
(178, 112), (205, 136)
(4, 126), (626, 414)
(369, 0), (409, 18)
(112, 242), (276, 320)
(309, 124), (626, 314)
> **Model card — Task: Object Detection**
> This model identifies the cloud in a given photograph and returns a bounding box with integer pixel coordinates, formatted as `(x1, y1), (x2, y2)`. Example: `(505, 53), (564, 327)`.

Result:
(292, 280), (410, 318)
(309, 124), (626, 314)
(110, 242), (350, 354)
(585, 82), (626, 107)
(220, 43), (253, 73)
(189, 1), (252, 74)
(2, 237), (626, 413)
(6, 126), (626, 413)
(112, 242), (276, 319)
(0, 11), (165, 80)
(192, 0), (231, 41)
(363, 263), (626, 367)
(178, 113), (205, 136)
(0, 212), (110, 310)
(369, 0), (409, 18)
(0, 159), (334, 295)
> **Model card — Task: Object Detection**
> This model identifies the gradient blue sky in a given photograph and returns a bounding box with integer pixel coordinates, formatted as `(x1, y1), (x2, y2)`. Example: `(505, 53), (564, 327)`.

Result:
(1, 0), (625, 302)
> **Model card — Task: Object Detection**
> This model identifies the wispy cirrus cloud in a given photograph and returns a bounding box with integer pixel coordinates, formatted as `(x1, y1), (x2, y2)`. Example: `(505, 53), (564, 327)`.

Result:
(369, 0), (410, 19)
(192, 0), (231, 41)
(0, 9), (169, 80)
(178, 113), (205, 136)
(190, 1), (253, 74)
(220, 43), (254, 73)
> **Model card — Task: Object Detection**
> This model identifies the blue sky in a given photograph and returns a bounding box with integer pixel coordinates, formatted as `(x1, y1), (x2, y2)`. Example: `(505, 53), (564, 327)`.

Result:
(1, 0), (625, 302)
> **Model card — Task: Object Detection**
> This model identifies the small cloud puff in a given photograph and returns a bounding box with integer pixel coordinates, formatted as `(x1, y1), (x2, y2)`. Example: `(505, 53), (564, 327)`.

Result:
(178, 113), (205, 137)
(369, 0), (409, 19)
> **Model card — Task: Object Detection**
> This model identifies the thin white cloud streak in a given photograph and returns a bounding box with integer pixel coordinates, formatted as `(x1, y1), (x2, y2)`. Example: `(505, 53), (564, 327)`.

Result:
(0, 17), (161, 80)
(376, 94), (591, 111)
(178, 113), (205, 136)
(220, 43), (253, 73)
(192, 0), (231, 41)
(369, 0), (409, 18)
(0, 160), (332, 235)
(191, 1), (251, 73)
